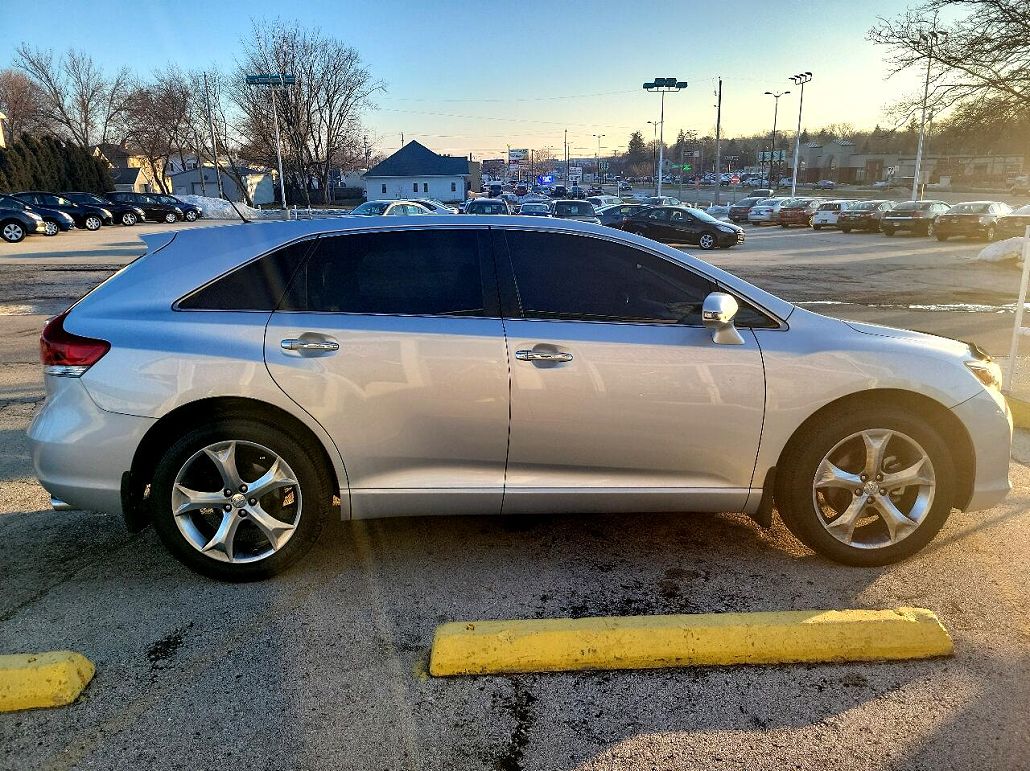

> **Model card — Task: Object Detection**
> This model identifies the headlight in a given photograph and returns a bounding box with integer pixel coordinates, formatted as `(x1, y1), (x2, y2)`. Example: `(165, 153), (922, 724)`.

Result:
(27, 211), (42, 222)
(134, 207), (146, 216)
(174, 207), (183, 214)
(965, 360), (1002, 390)
(717, 225), (736, 233)
(100, 208), (112, 218)
(60, 212), (75, 225)
(978, 216), (992, 225)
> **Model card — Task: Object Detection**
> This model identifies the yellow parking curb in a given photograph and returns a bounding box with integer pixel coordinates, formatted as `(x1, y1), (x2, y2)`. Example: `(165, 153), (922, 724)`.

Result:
(1007, 394), (1030, 429)
(0, 652), (95, 712)
(429, 608), (953, 676)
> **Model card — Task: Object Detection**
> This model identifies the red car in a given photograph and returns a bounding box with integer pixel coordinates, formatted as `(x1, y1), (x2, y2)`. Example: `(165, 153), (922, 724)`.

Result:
(777, 198), (823, 228)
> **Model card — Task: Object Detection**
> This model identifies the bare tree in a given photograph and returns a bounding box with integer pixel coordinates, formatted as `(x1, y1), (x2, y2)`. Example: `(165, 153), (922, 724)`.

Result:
(232, 19), (381, 204)
(0, 69), (51, 137)
(868, 0), (1030, 149)
(14, 46), (131, 147)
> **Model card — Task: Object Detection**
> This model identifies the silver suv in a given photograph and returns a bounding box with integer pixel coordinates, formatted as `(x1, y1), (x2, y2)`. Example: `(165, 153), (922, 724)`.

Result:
(29, 217), (1011, 580)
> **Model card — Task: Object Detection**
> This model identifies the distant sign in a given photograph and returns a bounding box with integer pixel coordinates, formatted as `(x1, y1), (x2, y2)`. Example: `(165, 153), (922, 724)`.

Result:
(568, 166), (583, 183)
(537, 174), (554, 185)
(245, 73), (296, 86)
(886, 165), (898, 176)
(508, 148), (528, 162)
(759, 150), (786, 162)
(730, 174), (740, 184)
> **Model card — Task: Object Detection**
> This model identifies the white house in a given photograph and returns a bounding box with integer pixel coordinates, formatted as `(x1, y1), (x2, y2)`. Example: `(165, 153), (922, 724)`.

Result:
(363, 141), (480, 203)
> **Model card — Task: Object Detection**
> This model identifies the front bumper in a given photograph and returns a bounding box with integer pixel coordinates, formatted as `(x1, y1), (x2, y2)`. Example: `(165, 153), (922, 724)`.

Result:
(28, 376), (155, 516)
(951, 388), (1012, 512)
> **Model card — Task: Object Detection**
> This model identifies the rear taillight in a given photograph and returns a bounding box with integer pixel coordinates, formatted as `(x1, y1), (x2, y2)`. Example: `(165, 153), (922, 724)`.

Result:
(40, 310), (110, 377)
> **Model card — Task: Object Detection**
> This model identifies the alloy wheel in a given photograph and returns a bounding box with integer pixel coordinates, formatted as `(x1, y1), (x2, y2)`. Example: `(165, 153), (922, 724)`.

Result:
(44, 221), (59, 236)
(121, 212), (138, 226)
(164, 212), (178, 223)
(185, 210), (198, 221)
(2, 223), (25, 242)
(812, 429), (935, 550)
(699, 233), (716, 249)
(85, 216), (102, 230)
(171, 440), (303, 564)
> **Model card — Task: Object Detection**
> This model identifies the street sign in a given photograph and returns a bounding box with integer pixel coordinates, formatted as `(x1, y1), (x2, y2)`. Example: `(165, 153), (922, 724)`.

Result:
(759, 150), (786, 162)
(730, 174), (740, 184)
(246, 73), (296, 86)
(886, 165), (898, 176)
(599, 160), (609, 171)
(568, 166), (583, 183)
(683, 164), (692, 172)
(508, 148), (528, 162)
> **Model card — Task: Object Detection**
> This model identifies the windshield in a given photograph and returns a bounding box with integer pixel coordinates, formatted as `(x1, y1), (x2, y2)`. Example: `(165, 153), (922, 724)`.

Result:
(949, 203), (991, 214)
(470, 202), (508, 214)
(851, 202), (878, 210)
(554, 202), (594, 216)
(351, 201), (390, 215)
(686, 207), (722, 224)
(817, 203), (840, 211)
(521, 204), (549, 213)
(893, 201), (934, 212)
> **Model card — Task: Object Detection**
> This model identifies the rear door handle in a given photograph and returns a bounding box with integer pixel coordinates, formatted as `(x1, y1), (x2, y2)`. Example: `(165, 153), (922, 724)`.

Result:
(515, 349), (573, 363)
(281, 338), (340, 352)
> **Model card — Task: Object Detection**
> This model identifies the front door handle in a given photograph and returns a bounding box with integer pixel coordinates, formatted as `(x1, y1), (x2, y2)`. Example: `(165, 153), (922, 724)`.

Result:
(281, 338), (340, 352)
(515, 349), (573, 363)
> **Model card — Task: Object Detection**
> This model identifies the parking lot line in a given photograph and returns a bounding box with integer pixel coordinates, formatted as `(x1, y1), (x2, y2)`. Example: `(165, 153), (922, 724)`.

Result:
(429, 608), (954, 676)
(0, 651), (94, 712)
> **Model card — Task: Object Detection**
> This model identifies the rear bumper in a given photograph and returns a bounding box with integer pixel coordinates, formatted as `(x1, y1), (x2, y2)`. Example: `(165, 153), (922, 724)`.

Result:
(936, 222), (990, 237)
(951, 388), (1012, 512)
(28, 376), (155, 516)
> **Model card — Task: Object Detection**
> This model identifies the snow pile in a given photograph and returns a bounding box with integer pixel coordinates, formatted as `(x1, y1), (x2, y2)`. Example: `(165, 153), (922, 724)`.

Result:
(975, 237), (1026, 264)
(179, 195), (269, 220)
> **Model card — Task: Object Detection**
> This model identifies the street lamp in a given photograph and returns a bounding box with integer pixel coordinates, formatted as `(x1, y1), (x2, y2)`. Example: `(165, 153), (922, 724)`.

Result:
(592, 133), (606, 190)
(763, 90), (790, 189)
(643, 78), (687, 197)
(646, 120), (659, 193)
(912, 30), (947, 201)
(246, 73), (296, 213)
(788, 73), (812, 196)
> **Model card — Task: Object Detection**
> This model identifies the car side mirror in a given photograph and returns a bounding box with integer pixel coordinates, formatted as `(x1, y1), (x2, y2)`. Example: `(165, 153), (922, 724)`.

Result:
(702, 292), (745, 345)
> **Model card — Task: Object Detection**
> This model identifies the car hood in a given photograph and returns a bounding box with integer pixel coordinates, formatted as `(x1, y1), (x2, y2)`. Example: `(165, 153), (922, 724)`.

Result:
(842, 319), (972, 357)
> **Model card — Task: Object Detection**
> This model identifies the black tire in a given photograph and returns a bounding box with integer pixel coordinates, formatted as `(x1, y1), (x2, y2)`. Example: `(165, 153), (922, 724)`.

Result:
(813, 224), (822, 231)
(840, 227), (851, 233)
(882, 227), (895, 236)
(774, 405), (956, 567)
(43, 219), (60, 237)
(185, 210), (199, 222)
(84, 215), (102, 231)
(936, 233), (949, 242)
(150, 416), (332, 581)
(698, 233), (717, 250)
(1, 220), (26, 243)
(163, 212), (178, 223)
(121, 211), (138, 226)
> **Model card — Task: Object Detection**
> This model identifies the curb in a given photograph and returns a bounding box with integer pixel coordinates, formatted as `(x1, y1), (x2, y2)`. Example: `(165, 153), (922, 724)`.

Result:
(429, 608), (953, 676)
(0, 652), (94, 712)
(1007, 394), (1030, 430)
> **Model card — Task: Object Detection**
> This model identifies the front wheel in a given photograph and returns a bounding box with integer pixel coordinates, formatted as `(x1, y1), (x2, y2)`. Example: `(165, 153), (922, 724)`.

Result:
(150, 417), (331, 581)
(43, 220), (59, 237)
(121, 211), (138, 226)
(84, 215), (102, 231)
(163, 212), (178, 223)
(775, 406), (955, 566)
(184, 210), (199, 222)
(698, 233), (717, 250)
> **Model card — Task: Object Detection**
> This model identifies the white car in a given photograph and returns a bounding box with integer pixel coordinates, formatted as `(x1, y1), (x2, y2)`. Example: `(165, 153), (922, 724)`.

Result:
(413, 199), (459, 214)
(747, 197), (791, 225)
(811, 200), (856, 230)
(587, 195), (623, 209)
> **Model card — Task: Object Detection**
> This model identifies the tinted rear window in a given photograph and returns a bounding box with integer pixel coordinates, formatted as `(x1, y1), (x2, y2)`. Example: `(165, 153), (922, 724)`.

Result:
(554, 202), (594, 216)
(178, 240), (314, 311)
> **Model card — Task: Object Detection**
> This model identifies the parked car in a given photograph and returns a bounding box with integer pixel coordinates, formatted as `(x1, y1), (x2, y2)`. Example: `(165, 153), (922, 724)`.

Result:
(0, 197), (47, 243)
(727, 196), (765, 223)
(30, 217), (1010, 579)
(104, 192), (183, 223)
(996, 204), (1030, 239)
(837, 200), (895, 233)
(814, 180), (836, 190)
(587, 195), (623, 209)
(568, 185), (586, 199)
(551, 200), (601, 224)
(811, 200), (855, 230)
(595, 203), (647, 228)
(880, 200), (951, 236)
(514, 184), (528, 197)
(618, 181), (633, 192)
(746, 188), (774, 199)
(621, 205), (744, 249)
(149, 194), (204, 222)
(349, 200), (430, 216)
(0, 194), (75, 236)
(12, 191), (113, 231)
(777, 198), (823, 228)
(518, 202), (552, 216)
(413, 198), (459, 215)
(933, 201), (1013, 242)
(706, 204), (731, 220)
(1008, 176), (1030, 195)
(464, 198), (512, 215)
(64, 192), (146, 226)
(747, 197), (791, 225)
(643, 196), (682, 206)
(550, 185), (568, 198)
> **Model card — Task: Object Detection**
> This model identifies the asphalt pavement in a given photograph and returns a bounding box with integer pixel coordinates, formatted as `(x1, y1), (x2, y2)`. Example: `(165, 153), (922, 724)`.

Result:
(1, 219), (1029, 770)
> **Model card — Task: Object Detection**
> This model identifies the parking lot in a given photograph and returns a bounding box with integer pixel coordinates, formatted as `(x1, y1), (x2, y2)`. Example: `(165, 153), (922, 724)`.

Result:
(1, 221), (1029, 770)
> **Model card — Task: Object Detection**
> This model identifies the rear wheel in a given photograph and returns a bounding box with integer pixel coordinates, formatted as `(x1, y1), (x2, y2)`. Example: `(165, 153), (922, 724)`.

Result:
(813, 224), (822, 231)
(150, 417), (331, 581)
(698, 233), (717, 250)
(775, 406), (955, 566)
(163, 212), (178, 223)
(184, 210), (199, 222)
(121, 211), (138, 226)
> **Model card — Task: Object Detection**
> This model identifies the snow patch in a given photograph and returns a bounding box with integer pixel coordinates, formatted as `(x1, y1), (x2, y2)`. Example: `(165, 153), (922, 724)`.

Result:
(975, 237), (1026, 264)
(179, 195), (270, 220)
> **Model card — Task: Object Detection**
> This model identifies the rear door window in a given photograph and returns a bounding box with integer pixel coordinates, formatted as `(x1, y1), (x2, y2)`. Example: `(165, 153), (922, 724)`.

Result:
(178, 240), (315, 311)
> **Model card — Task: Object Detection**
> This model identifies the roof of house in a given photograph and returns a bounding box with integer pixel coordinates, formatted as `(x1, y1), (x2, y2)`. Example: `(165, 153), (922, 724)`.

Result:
(94, 143), (132, 164)
(170, 165), (264, 178)
(365, 141), (470, 178)
(110, 167), (142, 185)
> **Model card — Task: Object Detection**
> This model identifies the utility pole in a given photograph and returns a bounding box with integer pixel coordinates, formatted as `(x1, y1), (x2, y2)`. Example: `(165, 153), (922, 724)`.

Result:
(912, 30), (946, 201)
(564, 129), (569, 188)
(713, 77), (723, 205)
(203, 72), (225, 199)
(789, 72), (813, 196)
(647, 121), (658, 194)
(643, 78), (687, 198)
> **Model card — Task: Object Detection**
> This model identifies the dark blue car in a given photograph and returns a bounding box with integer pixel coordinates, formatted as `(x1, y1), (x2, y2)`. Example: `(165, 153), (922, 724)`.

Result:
(0, 194), (74, 236)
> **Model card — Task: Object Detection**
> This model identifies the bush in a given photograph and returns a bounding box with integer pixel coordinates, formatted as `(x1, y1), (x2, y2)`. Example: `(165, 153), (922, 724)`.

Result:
(0, 133), (114, 192)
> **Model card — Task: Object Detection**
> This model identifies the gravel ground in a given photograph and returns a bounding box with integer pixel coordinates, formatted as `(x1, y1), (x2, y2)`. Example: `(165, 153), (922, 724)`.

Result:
(0, 223), (1028, 770)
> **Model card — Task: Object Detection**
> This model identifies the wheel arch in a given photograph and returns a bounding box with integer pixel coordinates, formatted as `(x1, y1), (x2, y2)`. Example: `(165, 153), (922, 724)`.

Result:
(124, 396), (344, 530)
(773, 388), (975, 510)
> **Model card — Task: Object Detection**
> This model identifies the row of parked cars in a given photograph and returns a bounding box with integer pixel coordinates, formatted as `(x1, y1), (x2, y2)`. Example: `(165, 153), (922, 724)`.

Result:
(0, 190), (203, 244)
(348, 195), (745, 250)
(727, 195), (1030, 240)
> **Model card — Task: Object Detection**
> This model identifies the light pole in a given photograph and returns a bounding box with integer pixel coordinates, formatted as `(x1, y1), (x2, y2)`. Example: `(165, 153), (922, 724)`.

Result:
(592, 133), (605, 189)
(912, 30), (947, 201)
(246, 73), (295, 214)
(788, 72), (812, 196)
(643, 78), (687, 198)
(646, 120), (658, 194)
(763, 90), (790, 189)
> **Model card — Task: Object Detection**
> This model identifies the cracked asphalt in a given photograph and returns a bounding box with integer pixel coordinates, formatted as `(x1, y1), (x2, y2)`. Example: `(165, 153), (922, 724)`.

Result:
(1, 223), (1029, 770)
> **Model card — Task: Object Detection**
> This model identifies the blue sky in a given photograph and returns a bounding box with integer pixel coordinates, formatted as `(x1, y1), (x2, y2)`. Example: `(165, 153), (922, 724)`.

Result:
(8, 0), (921, 160)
